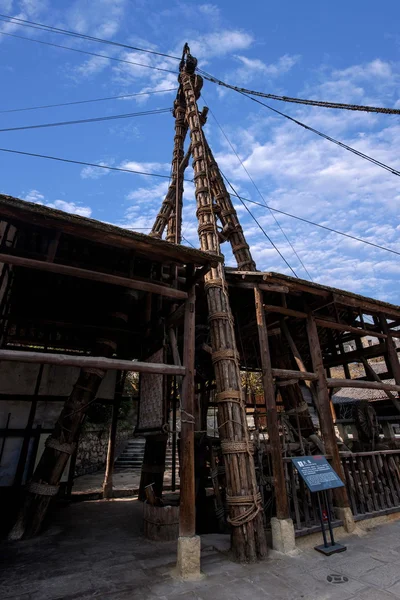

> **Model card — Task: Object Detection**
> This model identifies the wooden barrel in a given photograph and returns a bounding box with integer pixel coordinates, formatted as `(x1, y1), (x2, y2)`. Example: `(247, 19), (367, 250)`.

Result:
(143, 503), (179, 541)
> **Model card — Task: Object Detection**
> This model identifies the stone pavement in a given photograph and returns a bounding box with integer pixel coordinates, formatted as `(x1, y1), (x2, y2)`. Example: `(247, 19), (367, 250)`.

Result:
(2, 497), (400, 599)
(72, 467), (178, 497)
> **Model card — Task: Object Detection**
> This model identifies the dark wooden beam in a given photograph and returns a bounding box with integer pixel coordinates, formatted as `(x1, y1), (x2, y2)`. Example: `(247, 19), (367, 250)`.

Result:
(271, 368), (318, 381)
(0, 349), (186, 376)
(333, 293), (400, 320)
(0, 252), (188, 300)
(315, 318), (387, 340)
(179, 284), (196, 537)
(325, 342), (388, 368)
(255, 285), (289, 519)
(264, 305), (307, 319)
(326, 378), (400, 392)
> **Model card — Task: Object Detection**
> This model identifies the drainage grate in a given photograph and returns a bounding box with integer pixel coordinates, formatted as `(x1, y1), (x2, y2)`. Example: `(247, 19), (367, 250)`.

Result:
(327, 575), (348, 584)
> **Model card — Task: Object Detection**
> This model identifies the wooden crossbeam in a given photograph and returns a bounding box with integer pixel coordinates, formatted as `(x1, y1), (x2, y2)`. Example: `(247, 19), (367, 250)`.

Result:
(326, 378), (400, 392)
(314, 318), (387, 339)
(271, 368), (318, 381)
(0, 349), (185, 376)
(264, 305), (307, 319)
(0, 252), (188, 300)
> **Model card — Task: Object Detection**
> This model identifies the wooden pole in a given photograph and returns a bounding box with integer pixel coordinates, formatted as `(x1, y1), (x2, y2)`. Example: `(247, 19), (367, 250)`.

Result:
(181, 58), (267, 561)
(0, 349), (185, 376)
(179, 283), (196, 537)
(103, 372), (124, 499)
(0, 253), (188, 300)
(168, 95), (187, 244)
(306, 313), (350, 509)
(254, 286), (289, 519)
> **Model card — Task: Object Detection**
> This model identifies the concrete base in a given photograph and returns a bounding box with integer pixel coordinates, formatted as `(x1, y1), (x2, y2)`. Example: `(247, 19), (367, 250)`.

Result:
(335, 506), (356, 533)
(271, 517), (296, 554)
(176, 535), (201, 580)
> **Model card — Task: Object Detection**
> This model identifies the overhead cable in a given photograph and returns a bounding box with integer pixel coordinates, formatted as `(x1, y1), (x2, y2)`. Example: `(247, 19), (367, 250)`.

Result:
(2, 145), (399, 259)
(0, 31), (178, 74)
(0, 88), (177, 114)
(0, 14), (181, 60)
(0, 147), (183, 179)
(236, 90), (400, 178)
(218, 168), (298, 277)
(0, 107), (171, 133)
(207, 104), (313, 280)
(228, 190), (400, 259)
(199, 69), (400, 115)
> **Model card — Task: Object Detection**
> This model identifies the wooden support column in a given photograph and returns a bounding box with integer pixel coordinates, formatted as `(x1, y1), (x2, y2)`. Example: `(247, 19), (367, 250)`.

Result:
(103, 372), (124, 499)
(179, 283), (196, 537)
(138, 434), (168, 500)
(181, 54), (267, 561)
(306, 313), (352, 515)
(255, 287), (289, 519)
(380, 314), (400, 415)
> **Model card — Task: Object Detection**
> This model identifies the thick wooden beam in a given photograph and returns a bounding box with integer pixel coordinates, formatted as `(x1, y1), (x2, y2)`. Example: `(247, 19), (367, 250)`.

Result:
(254, 285), (289, 519)
(102, 398), (121, 499)
(380, 314), (400, 386)
(0, 349), (185, 376)
(0, 252), (188, 300)
(333, 293), (400, 320)
(228, 281), (289, 293)
(179, 284), (196, 537)
(264, 305), (307, 319)
(315, 318), (386, 339)
(360, 356), (400, 414)
(306, 313), (350, 509)
(271, 368), (318, 381)
(325, 342), (387, 368)
(327, 378), (400, 392)
(280, 320), (318, 403)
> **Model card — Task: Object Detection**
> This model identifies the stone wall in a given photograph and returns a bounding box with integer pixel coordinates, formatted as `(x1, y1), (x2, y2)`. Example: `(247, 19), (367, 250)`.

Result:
(75, 424), (131, 477)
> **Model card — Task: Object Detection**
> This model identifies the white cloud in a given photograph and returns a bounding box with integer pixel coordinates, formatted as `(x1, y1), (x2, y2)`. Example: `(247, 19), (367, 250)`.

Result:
(21, 189), (92, 217)
(190, 30), (253, 59)
(80, 162), (111, 180)
(235, 54), (300, 78)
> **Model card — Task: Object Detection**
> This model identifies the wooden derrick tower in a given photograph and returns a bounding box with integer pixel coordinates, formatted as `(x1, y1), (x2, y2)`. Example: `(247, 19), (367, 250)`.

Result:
(151, 45), (268, 561)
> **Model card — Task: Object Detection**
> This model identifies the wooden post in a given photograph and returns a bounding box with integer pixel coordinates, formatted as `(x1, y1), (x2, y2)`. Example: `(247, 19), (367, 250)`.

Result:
(103, 373), (124, 499)
(380, 314), (400, 413)
(179, 283), (196, 536)
(306, 313), (351, 511)
(138, 434), (168, 501)
(255, 286), (289, 519)
(180, 54), (267, 561)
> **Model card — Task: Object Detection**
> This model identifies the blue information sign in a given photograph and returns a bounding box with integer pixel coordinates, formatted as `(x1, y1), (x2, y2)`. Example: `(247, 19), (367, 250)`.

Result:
(291, 455), (344, 493)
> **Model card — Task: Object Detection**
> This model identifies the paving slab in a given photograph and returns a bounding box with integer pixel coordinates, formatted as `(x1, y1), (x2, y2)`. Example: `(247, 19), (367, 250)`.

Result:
(2, 498), (400, 600)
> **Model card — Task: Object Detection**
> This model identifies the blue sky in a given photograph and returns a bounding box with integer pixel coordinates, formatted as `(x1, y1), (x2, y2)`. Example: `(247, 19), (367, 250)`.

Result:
(1, 0), (400, 301)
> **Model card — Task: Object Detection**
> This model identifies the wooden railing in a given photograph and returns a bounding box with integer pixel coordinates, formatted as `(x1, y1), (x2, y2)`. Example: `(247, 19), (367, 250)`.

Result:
(340, 450), (400, 519)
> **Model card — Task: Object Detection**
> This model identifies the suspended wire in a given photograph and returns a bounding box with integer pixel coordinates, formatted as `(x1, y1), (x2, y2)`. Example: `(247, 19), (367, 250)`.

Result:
(0, 88), (177, 114)
(0, 147), (183, 179)
(206, 104), (313, 280)
(228, 191), (400, 259)
(198, 68), (400, 115)
(0, 107), (171, 134)
(0, 31), (178, 74)
(0, 13), (181, 60)
(233, 89), (400, 178)
(218, 168), (298, 277)
(1, 145), (399, 259)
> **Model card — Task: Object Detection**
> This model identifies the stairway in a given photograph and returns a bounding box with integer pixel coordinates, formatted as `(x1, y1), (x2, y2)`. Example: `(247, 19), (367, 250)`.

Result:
(114, 437), (179, 472)
(114, 437), (146, 469)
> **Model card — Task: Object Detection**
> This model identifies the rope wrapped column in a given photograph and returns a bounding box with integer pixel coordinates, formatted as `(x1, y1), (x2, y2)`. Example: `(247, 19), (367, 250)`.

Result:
(181, 58), (267, 562)
(150, 92), (188, 242)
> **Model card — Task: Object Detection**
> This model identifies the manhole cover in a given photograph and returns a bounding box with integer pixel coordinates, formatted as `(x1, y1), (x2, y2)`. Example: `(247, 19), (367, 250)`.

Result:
(327, 575), (348, 584)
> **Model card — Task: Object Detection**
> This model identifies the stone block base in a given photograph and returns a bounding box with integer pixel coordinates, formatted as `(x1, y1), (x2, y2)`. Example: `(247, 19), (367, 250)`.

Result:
(335, 506), (355, 533)
(271, 517), (296, 554)
(176, 535), (201, 580)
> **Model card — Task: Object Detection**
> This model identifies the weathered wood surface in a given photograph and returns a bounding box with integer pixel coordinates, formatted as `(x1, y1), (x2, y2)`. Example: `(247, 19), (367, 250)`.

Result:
(326, 378), (400, 392)
(143, 502), (179, 541)
(0, 349), (186, 376)
(271, 368), (318, 381)
(0, 252), (188, 299)
(181, 59), (267, 562)
(255, 285), (289, 519)
(264, 305), (307, 319)
(179, 283), (196, 537)
(306, 313), (350, 510)
(314, 318), (386, 339)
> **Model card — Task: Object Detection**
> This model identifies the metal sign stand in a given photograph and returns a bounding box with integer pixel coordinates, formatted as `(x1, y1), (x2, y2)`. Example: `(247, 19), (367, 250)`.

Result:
(314, 490), (346, 556)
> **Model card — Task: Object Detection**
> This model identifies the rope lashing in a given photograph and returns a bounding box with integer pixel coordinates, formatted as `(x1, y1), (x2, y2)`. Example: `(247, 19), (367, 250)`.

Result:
(181, 408), (195, 424)
(208, 312), (234, 323)
(221, 440), (254, 454)
(212, 349), (240, 364)
(27, 481), (60, 496)
(204, 278), (226, 291)
(226, 492), (263, 527)
(215, 389), (242, 404)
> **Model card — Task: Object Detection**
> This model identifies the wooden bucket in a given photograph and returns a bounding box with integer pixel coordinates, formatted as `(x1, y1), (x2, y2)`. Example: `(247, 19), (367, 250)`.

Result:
(143, 503), (179, 541)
